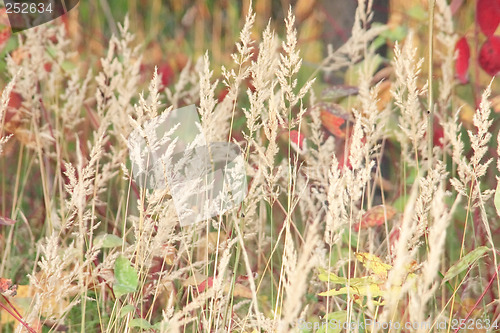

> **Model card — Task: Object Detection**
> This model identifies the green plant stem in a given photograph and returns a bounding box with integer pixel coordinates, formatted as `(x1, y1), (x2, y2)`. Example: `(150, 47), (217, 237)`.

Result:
(427, 0), (435, 170)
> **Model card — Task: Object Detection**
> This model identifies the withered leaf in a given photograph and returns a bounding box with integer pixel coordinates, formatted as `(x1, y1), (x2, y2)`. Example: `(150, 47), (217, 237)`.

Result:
(0, 277), (17, 297)
(353, 205), (396, 231)
(0, 216), (16, 226)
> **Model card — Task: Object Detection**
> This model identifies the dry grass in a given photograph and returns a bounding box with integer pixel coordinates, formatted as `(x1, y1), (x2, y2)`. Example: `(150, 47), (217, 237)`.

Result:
(0, 0), (499, 332)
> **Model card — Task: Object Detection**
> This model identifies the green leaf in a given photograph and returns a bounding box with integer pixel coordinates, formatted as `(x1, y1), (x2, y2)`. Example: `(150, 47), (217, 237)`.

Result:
(61, 60), (77, 72)
(113, 256), (138, 298)
(153, 322), (168, 330)
(379, 24), (407, 42)
(120, 305), (135, 318)
(344, 55), (384, 86)
(438, 271), (454, 293)
(393, 195), (408, 213)
(407, 5), (427, 21)
(495, 181), (500, 216)
(341, 228), (358, 248)
(318, 270), (378, 286)
(442, 246), (489, 283)
(95, 234), (123, 248)
(129, 318), (153, 329)
(405, 166), (418, 185)
(317, 311), (347, 333)
(371, 36), (386, 51)
(324, 311), (348, 322)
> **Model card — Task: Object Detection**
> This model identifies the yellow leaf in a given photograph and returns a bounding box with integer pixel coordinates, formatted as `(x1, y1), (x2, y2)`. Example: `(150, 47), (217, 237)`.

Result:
(455, 97), (475, 129)
(295, 0), (316, 22)
(1, 285), (28, 325)
(196, 231), (227, 259)
(183, 272), (207, 287)
(302, 41), (323, 63)
(1, 284), (68, 325)
(355, 252), (392, 280)
(376, 81), (392, 111)
(492, 95), (500, 113)
(225, 283), (252, 299)
(318, 284), (384, 298)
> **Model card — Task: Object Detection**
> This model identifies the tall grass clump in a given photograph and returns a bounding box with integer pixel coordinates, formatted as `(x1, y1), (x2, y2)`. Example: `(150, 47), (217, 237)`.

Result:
(0, 0), (499, 332)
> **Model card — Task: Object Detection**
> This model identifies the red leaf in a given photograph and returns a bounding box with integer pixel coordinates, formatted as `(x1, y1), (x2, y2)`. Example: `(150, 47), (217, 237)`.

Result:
(0, 8), (10, 27)
(218, 88), (229, 103)
(426, 115), (445, 148)
(289, 130), (306, 151)
(337, 153), (350, 170)
(197, 277), (213, 293)
(0, 8), (12, 51)
(0, 26), (10, 50)
(389, 225), (400, 248)
(2, 91), (23, 129)
(0, 216), (16, 226)
(450, 0), (464, 15)
(158, 63), (174, 88)
(0, 277), (17, 297)
(337, 135), (367, 171)
(316, 102), (352, 138)
(477, 0), (500, 37)
(433, 118), (444, 147)
(455, 37), (470, 84)
(353, 205), (396, 232)
(478, 35), (500, 76)
(8, 91), (22, 110)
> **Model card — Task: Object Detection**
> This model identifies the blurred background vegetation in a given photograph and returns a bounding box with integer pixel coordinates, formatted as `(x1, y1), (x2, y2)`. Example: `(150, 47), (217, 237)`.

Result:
(67, 0), (388, 85)
(0, 0), (496, 97)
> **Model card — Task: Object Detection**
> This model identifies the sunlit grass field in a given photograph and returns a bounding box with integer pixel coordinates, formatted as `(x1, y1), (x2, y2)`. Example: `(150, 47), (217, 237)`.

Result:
(0, 0), (500, 332)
